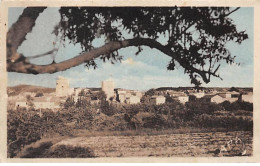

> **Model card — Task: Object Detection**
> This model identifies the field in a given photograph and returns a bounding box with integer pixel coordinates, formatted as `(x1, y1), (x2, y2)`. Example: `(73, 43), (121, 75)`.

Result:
(19, 131), (252, 158)
(55, 131), (252, 157)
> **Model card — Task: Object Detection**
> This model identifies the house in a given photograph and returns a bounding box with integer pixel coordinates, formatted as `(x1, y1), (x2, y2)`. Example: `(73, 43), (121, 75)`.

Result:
(15, 101), (28, 108)
(192, 92), (205, 98)
(218, 91), (240, 103)
(16, 96), (61, 110)
(178, 96), (189, 104)
(218, 91), (240, 98)
(115, 89), (127, 103)
(200, 94), (224, 104)
(126, 96), (140, 104)
(241, 92), (253, 103)
(118, 94), (126, 103)
(134, 91), (143, 98)
(33, 96), (60, 109)
(150, 96), (166, 105)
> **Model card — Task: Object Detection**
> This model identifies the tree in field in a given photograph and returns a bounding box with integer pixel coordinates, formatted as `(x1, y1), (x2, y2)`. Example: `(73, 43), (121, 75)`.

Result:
(7, 7), (248, 86)
(35, 91), (44, 97)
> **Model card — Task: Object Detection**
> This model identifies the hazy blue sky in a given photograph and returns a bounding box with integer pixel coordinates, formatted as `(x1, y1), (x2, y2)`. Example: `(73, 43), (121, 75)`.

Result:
(8, 7), (254, 90)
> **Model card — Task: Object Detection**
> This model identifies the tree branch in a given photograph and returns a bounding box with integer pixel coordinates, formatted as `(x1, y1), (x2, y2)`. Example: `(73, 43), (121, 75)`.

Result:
(225, 7), (240, 17)
(7, 7), (47, 62)
(8, 38), (216, 83)
(26, 48), (58, 60)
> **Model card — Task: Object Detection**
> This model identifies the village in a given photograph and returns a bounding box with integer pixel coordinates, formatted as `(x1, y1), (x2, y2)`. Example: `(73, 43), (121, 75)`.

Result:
(8, 76), (253, 110)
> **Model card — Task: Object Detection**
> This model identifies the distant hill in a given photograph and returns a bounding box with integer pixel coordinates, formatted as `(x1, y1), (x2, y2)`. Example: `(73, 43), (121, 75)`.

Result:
(7, 85), (55, 96)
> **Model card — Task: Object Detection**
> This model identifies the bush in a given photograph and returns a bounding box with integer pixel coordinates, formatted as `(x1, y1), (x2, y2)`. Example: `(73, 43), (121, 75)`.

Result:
(20, 141), (53, 158)
(100, 101), (118, 116)
(35, 92), (44, 97)
(239, 101), (253, 111)
(192, 114), (253, 131)
(185, 101), (221, 115)
(221, 101), (253, 112)
(19, 142), (95, 158)
(7, 109), (43, 157)
(63, 96), (75, 108)
(142, 114), (167, 130)
(8, 108), (77, 157)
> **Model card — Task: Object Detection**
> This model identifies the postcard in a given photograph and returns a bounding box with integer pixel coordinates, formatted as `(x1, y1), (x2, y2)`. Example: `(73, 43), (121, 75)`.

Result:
(0, 0), (259, 163)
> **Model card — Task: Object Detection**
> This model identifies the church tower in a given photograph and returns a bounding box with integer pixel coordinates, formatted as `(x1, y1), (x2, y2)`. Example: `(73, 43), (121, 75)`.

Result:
(56, 76), (70, 97)
(101, 78), (115, 100)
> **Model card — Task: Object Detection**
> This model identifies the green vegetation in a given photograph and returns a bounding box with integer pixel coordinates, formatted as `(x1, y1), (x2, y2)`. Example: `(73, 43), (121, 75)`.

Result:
(8, 99), (253, 158)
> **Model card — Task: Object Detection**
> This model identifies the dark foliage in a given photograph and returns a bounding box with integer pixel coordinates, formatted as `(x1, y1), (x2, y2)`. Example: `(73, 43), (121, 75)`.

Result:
(19, 142), (95, 158)
(44, 145), (95, 158)
(21, 142), (53, 158)
(142, 114), (167, 130)
(35, 92), (44, 97)
(63, 96), (75, 109)
(221, 101), (253, 111)
(8, 99), (253, 157)
(57, 7), (248, 85)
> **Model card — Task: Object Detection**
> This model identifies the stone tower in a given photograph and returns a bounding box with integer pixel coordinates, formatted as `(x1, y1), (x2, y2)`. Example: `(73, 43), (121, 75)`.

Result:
(56, 76), (70, 97)
(101, 78), (115, 100)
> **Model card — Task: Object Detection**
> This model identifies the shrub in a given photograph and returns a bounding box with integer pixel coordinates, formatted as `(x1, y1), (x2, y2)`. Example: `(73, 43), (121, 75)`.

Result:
(63, 96), (75, 108)
(221, 100), (232, 111)
(185, 101), (220, 115)
(19, 142), (95, 158)
(100, 101), (118, 116)
(142, 113), (167, 130)
(7, 109), (43, 157)
(221, 101), (253, 112)
(20, 141), (53, 158)
(239, 101), (253, 111)
(35, 92), (44, 97)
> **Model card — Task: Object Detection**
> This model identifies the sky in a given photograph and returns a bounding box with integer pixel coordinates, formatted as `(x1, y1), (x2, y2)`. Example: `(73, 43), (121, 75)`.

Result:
(7, 7), (254, 90)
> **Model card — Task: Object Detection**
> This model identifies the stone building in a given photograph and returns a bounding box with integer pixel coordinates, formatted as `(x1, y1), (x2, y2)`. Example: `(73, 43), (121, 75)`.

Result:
(102, 78), (115, 100)
(178, 96), (189, 104)
(150, 96), (166, 105)
(15, 101), (28, 108)
(218, 91), (240, 102)
(126, 96), (140, 104)
(15, 96), (61, 110)
(218, 91), (240, 98)
(192, 92), (205, 98)
(56, 76), (71, 97)
(241, 92), (253, 103)
(34, 98), (55, 109)
(200, 94), (224, 104)
(116, 89), (127, 103)
(134, 91), (143, 98)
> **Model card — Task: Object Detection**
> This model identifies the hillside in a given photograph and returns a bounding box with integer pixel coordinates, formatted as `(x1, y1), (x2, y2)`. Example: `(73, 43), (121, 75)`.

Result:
(7, 85), (55, 96)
